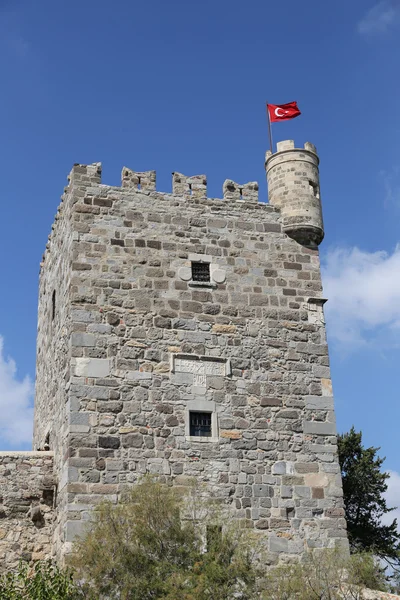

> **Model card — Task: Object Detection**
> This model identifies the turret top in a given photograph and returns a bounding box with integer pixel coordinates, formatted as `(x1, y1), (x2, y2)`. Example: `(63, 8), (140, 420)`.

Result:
(265, 140), (319, 166)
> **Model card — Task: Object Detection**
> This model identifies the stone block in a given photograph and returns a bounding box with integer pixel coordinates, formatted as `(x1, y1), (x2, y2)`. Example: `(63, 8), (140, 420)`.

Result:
(71, 333), (97, 347)
(220, 430), (242, 439)
(65, 520), (89, 542)
(98, 436), (120, 449)
(309, 444), (337, 454)
(272, 461), (294, 475)
(294, 486), (311, 499)
(305, 396), (334, 410)
(212, 324), (237, 334)
(295, 463), (319, 474)
(121, 433), (143, 448)
(253, 484), (273, 497)
(69, 412), (90, 426)
(74, 358), (111, 378)
(269, 536), (288, 553)
(303, 421), (337, 435)
(281, 486), (293, 498)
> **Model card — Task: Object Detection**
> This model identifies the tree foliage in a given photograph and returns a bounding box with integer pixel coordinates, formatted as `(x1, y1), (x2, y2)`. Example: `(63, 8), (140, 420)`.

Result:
(71, 477), (259, 600)
(0, 560), (85, 600)
(261, 549), (387, 599)
(338, 426), (400, 568)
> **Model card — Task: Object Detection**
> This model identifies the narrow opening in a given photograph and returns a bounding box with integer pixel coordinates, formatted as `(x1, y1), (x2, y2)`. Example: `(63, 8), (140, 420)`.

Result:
(51, 290), (56, 321)
(137, 176), (141, 190)
(42, 488), (54, 507)
(44, 432), (50, 451)
(206, 525), (222, 552)
(190, 411), (212, 437)
(286, 507), (295, 519)
(309, 180), (320, 198)
(188, 183), (193, 196)
(191, 261), (210, 283)
(239, 187), (243, 200)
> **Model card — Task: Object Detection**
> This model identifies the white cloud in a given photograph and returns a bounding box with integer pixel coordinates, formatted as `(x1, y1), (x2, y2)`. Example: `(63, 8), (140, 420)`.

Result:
(382, 470), (400, 531)
(322, 245), (400, 348)
(0, 336), (33, 447)
(358, 0), (400, 35)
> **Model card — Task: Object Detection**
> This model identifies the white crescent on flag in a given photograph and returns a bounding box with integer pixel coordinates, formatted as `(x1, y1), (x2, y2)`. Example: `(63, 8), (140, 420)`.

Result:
(275, 108), (286, 117)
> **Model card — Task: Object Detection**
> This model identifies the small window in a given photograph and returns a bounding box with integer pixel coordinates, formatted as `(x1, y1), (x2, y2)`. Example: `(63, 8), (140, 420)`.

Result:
(309, 180), (320, 199)
(190, 411), (212, 437)
(191, 261), (210, 283)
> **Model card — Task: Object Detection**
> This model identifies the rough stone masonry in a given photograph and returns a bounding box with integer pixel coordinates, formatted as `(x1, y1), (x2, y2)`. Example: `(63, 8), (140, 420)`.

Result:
(0, 139), (348, 570)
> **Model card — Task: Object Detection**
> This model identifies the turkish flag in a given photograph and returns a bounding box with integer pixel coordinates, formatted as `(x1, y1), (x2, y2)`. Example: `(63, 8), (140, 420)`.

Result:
(267, 101), (301, 123)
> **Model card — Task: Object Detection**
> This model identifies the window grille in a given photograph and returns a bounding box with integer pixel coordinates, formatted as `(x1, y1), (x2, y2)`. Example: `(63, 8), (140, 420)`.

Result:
(189, 411), (212, 437)
(191, 261), (210, 282)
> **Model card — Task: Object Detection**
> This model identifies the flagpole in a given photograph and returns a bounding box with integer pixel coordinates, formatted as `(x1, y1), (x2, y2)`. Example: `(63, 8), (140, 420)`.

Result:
(266, 102), (274, 153)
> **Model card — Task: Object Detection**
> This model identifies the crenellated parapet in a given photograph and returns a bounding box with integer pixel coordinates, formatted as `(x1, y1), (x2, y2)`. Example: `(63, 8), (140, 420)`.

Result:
(67, 162), (102, 189)
(172, 172), (207, 199)
(60, 164), (262, 203)
(121, 168), (156, 191)
(41, 141), (326, 278)
(223, 180), (258, 203)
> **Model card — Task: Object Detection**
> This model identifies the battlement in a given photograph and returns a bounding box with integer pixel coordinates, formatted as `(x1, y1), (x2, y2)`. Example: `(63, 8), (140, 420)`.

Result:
(122, 168), (156, 191)
(265, 140), (318, 160)
(40, 163), (266, 270)
(223, 180), (258, 202)
(67, 162), (260, 204)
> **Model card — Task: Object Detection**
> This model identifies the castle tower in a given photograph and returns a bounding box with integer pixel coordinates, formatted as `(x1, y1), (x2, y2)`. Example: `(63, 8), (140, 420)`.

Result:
(29, 143), (347, 563)
(265, 140), (324, 247)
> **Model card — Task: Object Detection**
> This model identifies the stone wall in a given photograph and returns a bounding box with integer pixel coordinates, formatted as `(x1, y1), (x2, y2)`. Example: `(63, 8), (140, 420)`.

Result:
(0, 452), (55, 572)
(33, 154), (348, 561)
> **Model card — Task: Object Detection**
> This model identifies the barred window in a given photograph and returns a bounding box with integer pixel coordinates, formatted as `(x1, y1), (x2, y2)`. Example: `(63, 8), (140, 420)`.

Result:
(191, 261), (210, 282)
(189, 412), (212, 437)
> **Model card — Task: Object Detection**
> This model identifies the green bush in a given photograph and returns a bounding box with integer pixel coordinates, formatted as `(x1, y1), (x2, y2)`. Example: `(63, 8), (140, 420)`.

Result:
(261, 548), (388, 600)
(0, 560), (85, 600)
(71, 477), (259, 599)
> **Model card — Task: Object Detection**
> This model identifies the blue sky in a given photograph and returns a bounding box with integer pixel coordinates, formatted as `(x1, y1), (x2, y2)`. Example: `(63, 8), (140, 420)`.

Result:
(0, 0), (399, 511)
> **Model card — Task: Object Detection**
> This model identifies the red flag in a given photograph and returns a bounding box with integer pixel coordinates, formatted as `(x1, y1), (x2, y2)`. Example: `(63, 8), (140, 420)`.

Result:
(267, 101), (301, 123)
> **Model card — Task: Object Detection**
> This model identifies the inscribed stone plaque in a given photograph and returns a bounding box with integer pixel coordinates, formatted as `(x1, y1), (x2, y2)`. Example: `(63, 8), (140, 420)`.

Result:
(173, 356), (227, 389)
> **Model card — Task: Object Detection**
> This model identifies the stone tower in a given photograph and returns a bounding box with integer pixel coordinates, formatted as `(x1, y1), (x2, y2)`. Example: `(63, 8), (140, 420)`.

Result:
(31, 141), (347, 562)
(265, 140), (324, 247)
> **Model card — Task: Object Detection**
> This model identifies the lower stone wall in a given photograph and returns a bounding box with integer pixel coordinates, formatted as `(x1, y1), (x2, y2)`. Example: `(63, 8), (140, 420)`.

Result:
(0, 451), (55, 571)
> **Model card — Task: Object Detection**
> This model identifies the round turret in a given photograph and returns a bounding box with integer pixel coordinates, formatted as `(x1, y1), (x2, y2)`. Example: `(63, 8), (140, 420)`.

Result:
(265, 140), (324, 247)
